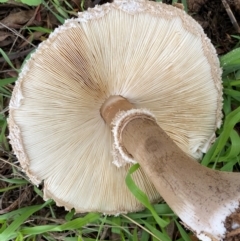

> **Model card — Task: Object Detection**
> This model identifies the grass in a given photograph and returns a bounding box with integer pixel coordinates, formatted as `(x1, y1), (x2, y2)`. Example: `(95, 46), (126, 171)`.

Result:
(0, 0), (240, 240)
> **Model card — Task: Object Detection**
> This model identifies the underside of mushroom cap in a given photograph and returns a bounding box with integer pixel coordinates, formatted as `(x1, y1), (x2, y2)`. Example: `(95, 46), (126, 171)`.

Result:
(8, 0), (222, 214)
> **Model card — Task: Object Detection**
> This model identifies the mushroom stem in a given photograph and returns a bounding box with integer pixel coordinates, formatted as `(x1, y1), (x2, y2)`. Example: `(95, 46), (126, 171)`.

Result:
(100, 95), (135, 126)
(101, 95), (240, 241)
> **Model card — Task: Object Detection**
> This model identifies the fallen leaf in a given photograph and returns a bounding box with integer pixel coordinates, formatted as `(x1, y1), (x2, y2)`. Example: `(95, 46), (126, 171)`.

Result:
(0, 39), (12, 47)
(0, 31), (13, 47)
(0, 10), (36, 29)
(0, 31), (13, 41)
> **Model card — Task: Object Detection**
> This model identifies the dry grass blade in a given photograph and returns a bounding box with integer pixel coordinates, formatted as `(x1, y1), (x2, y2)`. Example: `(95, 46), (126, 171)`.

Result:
(222, 0), (240, 33)
(0, 47), (35, 63)
(0, 22), (36, 48)
(0, 187), (30, 214)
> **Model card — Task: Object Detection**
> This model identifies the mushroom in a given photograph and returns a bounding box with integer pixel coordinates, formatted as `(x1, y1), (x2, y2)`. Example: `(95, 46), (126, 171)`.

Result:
(101, 95), (240, 241)
(8, 0), (240, 240)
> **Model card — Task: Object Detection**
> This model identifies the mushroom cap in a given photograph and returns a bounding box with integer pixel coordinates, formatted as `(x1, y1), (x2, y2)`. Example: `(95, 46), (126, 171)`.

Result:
(8, 0), (222, 214)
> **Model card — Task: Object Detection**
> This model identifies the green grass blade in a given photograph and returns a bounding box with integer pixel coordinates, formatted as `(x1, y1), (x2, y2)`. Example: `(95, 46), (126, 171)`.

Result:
(65, 209), (75, 221)
(0, 221), (7, 233)
(180, 0), (188, 12)
(0, 120), (9, 150)
(0, 78), (17, 87)
(33, 185), (43, 197)
(220, 48), (240, 76)
(218, 129), (240, 161)
(52, 3), (69, 19)
(175, 220), (191, 241)
(20, 0), (42, 6)
(223, 95), (232, 115)
(224, 89), (240, 101)
(42, 1), (65, 23)
(220, 48), (240, 66)
(95, 215), (107, 240)
(102, 218), (132, 236)
(132, 228), (138, 241)
(21, 225), (57, 235)
(25, 27), (52, 34)
(140, 229), (150, 241)
(126, 164), (168, 228)
(21, 213), (100, 236)
(127, 204), (174, 220)
(82, 239), (108, 241)
(202, 106), (240, 166)
(0, 49), (19, 72)
(0, 178), (28, 185)
(0, 86), (11, 96)
(221, 158), (239, 171)
(0, 200), (52, 241)
(0, 185), (27, 192)
(111, 216), (121, 235)
(55, 213), (100, 231)
(141, 219), (171, 241)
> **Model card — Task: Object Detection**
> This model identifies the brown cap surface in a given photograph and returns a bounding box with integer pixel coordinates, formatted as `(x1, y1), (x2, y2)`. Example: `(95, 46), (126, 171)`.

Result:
(8, 0), (222, 214)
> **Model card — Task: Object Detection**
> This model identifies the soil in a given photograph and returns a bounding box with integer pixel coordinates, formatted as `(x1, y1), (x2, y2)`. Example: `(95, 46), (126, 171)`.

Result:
(188, 0), (240, 54)
(224, 207), (240, 241)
